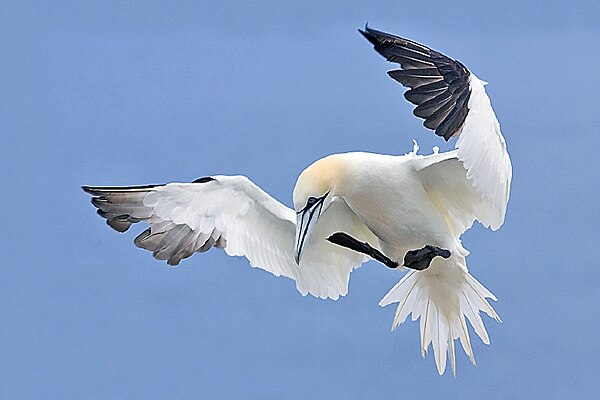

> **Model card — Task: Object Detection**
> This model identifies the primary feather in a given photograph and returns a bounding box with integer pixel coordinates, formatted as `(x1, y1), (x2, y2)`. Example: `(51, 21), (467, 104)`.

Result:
(83, 176), (373, 300)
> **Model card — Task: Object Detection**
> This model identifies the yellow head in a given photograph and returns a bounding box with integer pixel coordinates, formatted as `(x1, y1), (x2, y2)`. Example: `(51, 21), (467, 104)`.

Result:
(292, 154), (347, 263)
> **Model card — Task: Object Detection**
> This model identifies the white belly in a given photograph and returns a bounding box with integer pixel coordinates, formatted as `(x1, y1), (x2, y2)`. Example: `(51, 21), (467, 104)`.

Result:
(341, 157), (453, 261)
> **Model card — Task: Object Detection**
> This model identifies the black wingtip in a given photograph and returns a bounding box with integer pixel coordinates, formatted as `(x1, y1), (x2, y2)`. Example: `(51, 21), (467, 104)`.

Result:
(80, 183), (162, 193)
(359, 24), (380, 47)
(192, 176), (215, 184)
(358, 22), (369, 35)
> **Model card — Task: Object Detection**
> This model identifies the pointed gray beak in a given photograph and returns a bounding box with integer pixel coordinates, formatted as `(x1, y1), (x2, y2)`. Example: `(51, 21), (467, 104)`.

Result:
(294, 194), (328, 264)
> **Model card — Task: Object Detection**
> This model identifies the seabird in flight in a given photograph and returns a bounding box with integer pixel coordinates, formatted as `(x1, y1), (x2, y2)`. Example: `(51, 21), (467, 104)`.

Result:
(83, 26), (512, 375)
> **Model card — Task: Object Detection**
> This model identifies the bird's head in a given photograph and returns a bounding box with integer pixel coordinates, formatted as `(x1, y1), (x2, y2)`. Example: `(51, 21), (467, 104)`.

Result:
(292, 154), (346, 264)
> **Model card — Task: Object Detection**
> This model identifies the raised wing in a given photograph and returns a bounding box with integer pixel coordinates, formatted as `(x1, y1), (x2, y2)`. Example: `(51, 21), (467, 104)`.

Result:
(361, 26), (511, 229)
(360, 26), (471, 141)
(83, 176), (370, 300)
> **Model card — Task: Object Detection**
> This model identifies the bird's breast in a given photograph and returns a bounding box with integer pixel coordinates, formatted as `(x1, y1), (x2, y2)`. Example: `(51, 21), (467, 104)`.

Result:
(340, 163), (451, 260)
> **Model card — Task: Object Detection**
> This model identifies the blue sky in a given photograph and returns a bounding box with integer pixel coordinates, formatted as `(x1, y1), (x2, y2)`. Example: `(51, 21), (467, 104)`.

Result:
(1, 1), (599, 399)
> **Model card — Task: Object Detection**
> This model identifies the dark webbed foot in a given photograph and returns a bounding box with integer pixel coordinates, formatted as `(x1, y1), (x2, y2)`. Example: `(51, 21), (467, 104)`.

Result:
(403, 245), (451, 270)
(327, 232), (451, 271)
(327, 232), (399, 269)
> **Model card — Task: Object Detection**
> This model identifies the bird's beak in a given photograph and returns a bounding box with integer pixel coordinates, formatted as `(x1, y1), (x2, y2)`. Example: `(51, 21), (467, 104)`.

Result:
(294, 197), (327, 264)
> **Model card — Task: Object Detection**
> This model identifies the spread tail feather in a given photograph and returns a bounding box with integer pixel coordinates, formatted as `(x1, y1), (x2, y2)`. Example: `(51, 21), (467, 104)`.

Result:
(379, 257), (500, 375)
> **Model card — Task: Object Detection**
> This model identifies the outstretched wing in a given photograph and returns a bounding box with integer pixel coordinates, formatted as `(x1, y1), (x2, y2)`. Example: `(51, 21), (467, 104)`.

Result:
(83, 176), (369, 300)
(361, 26), (511, 229)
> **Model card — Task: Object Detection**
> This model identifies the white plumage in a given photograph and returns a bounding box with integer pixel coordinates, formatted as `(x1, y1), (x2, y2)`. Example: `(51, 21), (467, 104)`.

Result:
(83, 26), (511, 375)
(84, 177), (373, 300)
(457, 74), (512, 229)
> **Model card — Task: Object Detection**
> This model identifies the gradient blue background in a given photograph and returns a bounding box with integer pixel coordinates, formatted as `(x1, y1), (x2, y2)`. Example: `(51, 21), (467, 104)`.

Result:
(2, 1), (599, 398)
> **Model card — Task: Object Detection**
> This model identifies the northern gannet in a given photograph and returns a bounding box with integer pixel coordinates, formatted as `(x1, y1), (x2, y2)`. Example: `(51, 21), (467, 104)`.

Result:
(83, 26), (512, 375)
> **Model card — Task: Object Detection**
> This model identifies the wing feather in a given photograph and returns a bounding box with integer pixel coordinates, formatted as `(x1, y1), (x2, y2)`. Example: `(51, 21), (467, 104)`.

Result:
(411, 151), (496, 239)
(362, 26), (511, 229)
(361, 26), (471, 141)
(83, 176), (371, 300)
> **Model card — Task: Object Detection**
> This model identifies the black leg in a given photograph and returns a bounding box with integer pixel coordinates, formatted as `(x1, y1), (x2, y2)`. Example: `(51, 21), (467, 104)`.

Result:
(327, 232), (451, 271)
(327, 232), (399, 269)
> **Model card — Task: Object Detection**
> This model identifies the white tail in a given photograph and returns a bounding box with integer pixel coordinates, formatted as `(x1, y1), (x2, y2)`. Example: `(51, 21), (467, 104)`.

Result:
(379, 256), (500, 375)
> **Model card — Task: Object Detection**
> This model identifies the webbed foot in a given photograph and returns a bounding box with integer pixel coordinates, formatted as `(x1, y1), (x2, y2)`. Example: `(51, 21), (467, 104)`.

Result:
(403, 245), (451, 271)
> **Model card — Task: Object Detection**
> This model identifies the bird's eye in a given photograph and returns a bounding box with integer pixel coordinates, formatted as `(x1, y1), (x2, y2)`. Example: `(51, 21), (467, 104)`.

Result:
(307, 197), (318, 206)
